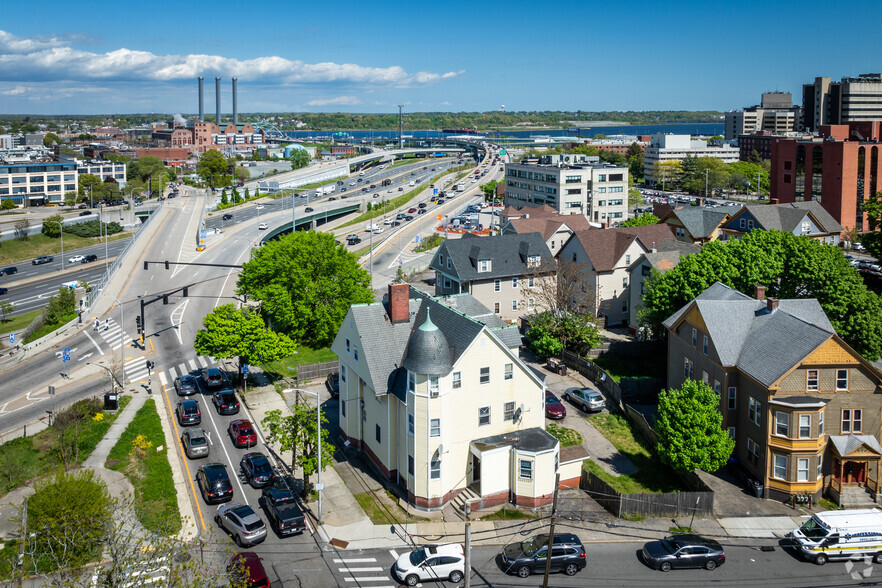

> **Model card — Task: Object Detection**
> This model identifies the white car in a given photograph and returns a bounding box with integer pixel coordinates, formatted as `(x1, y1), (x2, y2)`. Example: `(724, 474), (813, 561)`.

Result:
(258, 223), (268, 230)
(372, 227), (385, 234)
(392, 544), (465, 586)
(383, 218), (394, 225)
(68, 255), (84, 264)
(255, 204), (264, 210)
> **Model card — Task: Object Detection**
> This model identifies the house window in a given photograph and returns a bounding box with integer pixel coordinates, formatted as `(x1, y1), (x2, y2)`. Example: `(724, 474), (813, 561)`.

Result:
(819, 410), (824, 436)
(408, 414), (414, 435)
(478, 259), (492, 272)
(375, 424), (381, 444)
(512, 276), (519, 288)
(799, 414), (811, 439)
(528, 255), (540, 267)
(528, 276), (535, 287)
(504, 363), (513, 380)
(346, 338), (350, 354)
(740, 218), (746, 229)
(748, 397), (757, 425)
(430, 418), (440, 437)
(775, 412), (789, 437)
(842, 409), (862, 434)
(703, 336), (708, 355)
(625, 254), (631, 265)
(494, 279), (501, 292)
(511, 299), (518, 311)
(428, 376), (439, 397)
(836, 369), (849, 390)
(430, 459), (441, 479)
(408, 372), (416, 392)
(452, 372), (461, 389)
(702, 371), (709, 384)
(362, 407), (366, 422)
(773, 455), (788, 480)
(447, 258), (451, 269)
(728, 387), (736, 410)
(747, 220), (754, 229)
(494, 302), (500, 314)
(479, 406), (490, 426)
(480, 367), (490, 384)
(408, 455), (414, 476)
(353, 346), (359, 362)
(797, 458), (809, 482)
(341, 400), (346, 417)
(519, 459), (532, 480)
(444, 278), (452, 289)
(340, 365), (347, 383)
(438, 254), (444, 266)
(806, 370), (819, 391)
(747, 438), (760, 466)
(714, 380), (721, 395)
(817, 454), (823, 479)
(504, 401), (516, 421)
(683, 358), (690, 379)
(691, 328), (697, 347)
(572, 252), (577, 262)
(727, 426), (735, 440)
(528, 298), (535, 310)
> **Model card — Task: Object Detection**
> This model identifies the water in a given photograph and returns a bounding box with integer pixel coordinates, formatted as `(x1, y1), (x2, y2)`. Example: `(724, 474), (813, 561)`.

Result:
(281, 122), (724, 141)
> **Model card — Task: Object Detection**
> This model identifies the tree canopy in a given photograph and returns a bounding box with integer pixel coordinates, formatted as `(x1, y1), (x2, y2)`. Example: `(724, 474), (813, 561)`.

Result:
(640, 229), (882, 360)
(237, 231), (373, 348)
(862, 190), (882, 260)
(262, 402), (334, 497)
(655, 379), (734, 474)
(620, 212), (658, 227)
(196, 150), (228, 187)
(289, 148), (309, 170)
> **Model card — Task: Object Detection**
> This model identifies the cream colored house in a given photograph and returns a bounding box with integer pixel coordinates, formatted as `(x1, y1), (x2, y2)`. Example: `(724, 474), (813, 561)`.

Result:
(332, 283), (565, 510)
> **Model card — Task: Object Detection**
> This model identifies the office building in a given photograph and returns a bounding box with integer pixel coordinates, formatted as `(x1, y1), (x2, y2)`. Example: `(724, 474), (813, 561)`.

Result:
(724, 92), (803, 140)
(803, 73), (882, 132)
(0, 152), (78, 207)
(643, 135), (739, 187)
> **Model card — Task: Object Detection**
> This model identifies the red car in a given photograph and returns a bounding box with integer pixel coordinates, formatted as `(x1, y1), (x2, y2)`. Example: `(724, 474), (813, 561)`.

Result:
(545, 391), (567, 420)
(229, 419), (258, 448)
(408, 207), (417, 213)
(228, 552), (270, 587)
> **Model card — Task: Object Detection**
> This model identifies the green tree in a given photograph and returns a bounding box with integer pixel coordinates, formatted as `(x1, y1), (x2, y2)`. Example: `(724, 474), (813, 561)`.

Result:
(481, 180), (502, 202)
(42, 132), (60, 147)
(196, 150), (228, 188)
(231, 188), (242, 204)
(861, 190), (882, 260)
(0, 300), (14, 321)
(1, 198), (16, 211)
(656, 379), (734, 474)
(129, 155), (166, 184)
(655, 159), (682, 190)
(194, 304), (296, 388)
(289, 148), (309, 170)
(220, 190), (229, 206)
(620, 212), (658, 227)
(729, 161), (768, 194)
(627, 143), (644, 181)
(262, 403), (334, 498)
(41, 214), (64, 238)
(237, 231), (373, 348)
(524, 323), (562, 360)
(78, 173), (102, 202)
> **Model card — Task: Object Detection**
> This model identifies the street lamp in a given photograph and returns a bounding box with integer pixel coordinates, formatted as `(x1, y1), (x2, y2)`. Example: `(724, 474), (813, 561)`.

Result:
(283, 388), (324, 524)
(99, 204), (109, 273)
(45, 219), (64, 272)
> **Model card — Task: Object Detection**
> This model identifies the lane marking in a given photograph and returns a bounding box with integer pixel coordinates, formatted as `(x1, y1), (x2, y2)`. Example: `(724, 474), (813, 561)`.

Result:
(333, 558), (377, 563)
(339, 567), (384, 572)
(83, 329), (105, 356)
(389, 550), (400, 560)
(160, 380), (206, 532)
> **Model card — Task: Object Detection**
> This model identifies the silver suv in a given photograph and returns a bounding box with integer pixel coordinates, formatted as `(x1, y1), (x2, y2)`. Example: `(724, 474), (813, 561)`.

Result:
(216, 502), (267, 547)
(563, 387), (605, 413)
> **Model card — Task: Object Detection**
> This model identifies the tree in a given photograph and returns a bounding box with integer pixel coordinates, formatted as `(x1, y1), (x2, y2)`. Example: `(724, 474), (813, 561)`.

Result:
(627, 143), (644, 181)
(194, 304), (296, 388)
(231, 188), (242, 204)
(13, 219), (29, 240)
(78, 173), (102, 202)
(289, 148), (309, 170)
(655, 159), (682, 190)
(628, 187), (642, 210)
(42, 214), (64, 238)
(656, 379), (734, 474)
(861, 190), (882, 260)
(129, 155), (166, 184)
(524, 323), (561, 360)
(262, 402), (334, 499)
(196, 150), (228, 188)
(620, 212), (658, 227)
(42, 132), (60, 147)
(480, 180), (501, 202)
(220, 190), (229, 206)
(0, 300), (13, 321)
(237, 231), (373, 348)
(0, 198), (15, 211)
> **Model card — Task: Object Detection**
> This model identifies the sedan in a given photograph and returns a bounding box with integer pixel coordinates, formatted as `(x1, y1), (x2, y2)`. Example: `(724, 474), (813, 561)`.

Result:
(641, 534), (725, 572)
(304, 207), (314, 213)
(176, 399), (201, 426)
(228, 553), (270, 588)
(0, 288), (7, 295)
(174, 375), (198, 396)
(408, 207), (417, 213)
(255, 204), (264, 210)
(563, 388), (605, 413)
(229, 419), (257, 448)
(326, 371), (339, 399)
(32, 256), (53, 265)
(222, 213), (233, 220)
(79, 210), (92, 216)
(196, 463), (233, 504)
(545, 391), (567, 419)
(212, 390), (240, 415)
(258, 223), (268, 230)
(81, 254), (98, 263)
(216, 502), (267, 547)
(181, 427), (210, 459)
(68, 255), (85, 264)
(240, 452), (275, 488)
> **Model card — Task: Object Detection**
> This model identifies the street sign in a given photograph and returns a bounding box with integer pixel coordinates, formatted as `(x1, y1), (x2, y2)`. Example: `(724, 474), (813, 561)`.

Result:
(437, 215), (443, 221)
(433, 189), (438, 195)
(314, 482), (325, 491)
(415, 236), (421, 243)
(62, 348), (70, 363)
(7, 333), (13, 344)
(242, 364), (249, 373)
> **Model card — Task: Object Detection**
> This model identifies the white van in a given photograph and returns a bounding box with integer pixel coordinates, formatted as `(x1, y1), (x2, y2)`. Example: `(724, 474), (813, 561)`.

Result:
(790, 509), (882, 565)
(365, 223), (380, 232)
(409, 181), (416, 187)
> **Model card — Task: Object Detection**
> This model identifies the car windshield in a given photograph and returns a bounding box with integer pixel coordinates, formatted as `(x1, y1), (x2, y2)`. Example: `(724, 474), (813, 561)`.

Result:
(520, 535), (547, 556)
(800, 518), (830, 540)
(190, 436), (206, 446)
(221, 393), (236, 403)
(660, 538), (680, 554)
(546, 396), (561, 405)
(409, 548), (427, 566)
(253, 461), (272, 474)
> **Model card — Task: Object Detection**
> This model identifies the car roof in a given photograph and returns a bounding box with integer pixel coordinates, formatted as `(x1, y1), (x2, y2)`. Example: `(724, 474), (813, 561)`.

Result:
(670, 534), (721, 549)
(178, 375), (196, 383)
(244, 452), (267, 461)
(228, 504), (258, 520)
(204, 367), (222, 376)
(423, 543), (464, 557)
(185, 427), (206, 437)
(202, 463), (227, 475)
(180, 399), (199, 408)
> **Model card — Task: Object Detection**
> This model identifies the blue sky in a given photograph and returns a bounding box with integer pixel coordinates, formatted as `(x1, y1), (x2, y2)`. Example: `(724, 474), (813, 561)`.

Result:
(0, 0), (878, 115)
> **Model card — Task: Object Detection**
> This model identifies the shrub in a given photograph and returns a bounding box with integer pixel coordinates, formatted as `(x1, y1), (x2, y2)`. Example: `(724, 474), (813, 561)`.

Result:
(64, 220), (123, 238)
(525, 324), (562, 360)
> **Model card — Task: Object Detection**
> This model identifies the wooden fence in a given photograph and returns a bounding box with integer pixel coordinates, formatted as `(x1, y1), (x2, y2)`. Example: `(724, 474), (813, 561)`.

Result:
(624, 404), (657, 447)
(581, 470), (714, 518)
(290, 360), (338, 385)
(562, 351), (623, 407)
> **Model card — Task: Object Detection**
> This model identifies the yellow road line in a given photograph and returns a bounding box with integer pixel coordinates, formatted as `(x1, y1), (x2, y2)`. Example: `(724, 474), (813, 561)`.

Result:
(162, 382), (206, 532)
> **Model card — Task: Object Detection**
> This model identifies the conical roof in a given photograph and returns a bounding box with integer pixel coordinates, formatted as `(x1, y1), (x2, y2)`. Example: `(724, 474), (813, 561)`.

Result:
(401, 308), (452, 376)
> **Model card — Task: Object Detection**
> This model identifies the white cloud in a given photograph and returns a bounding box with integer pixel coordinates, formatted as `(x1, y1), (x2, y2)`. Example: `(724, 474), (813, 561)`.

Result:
(0, 85), (27, 95)
(306, 96), (363, 106)
(0, 31), (75, 53)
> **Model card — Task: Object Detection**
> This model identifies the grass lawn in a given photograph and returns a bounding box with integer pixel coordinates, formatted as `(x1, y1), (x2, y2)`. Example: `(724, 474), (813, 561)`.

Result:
(0, 395), (131, 494)
(23, 310), (78, 344)
(592, 355), (666, 383)
(414, 234), (445, 253)
(353, 490), (429, 525)
(477, 507), (537, 521)
(0, 232), (132, 266)
(106, 398), (180, 534)
(0, 309), (42, 337)
(545, 423), (583, 448)
(262, 346), (337, 379)
(586, 413), (687, 494)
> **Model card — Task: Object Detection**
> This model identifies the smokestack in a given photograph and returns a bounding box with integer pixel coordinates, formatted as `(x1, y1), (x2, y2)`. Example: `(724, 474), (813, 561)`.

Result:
(198, 77), (204, 122)
(232, 77), (238, 125)
(215, 77), (221, 125)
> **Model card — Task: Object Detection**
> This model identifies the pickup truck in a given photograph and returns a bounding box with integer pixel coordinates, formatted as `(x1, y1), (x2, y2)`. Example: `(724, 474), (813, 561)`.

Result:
(260, 485), (306, 536)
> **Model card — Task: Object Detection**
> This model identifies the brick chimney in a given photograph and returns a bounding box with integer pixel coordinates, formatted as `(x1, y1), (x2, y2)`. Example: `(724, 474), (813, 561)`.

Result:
(767, 297), (779, 313)
(754, 284), (766, 301)
(388, 282), (410, 324)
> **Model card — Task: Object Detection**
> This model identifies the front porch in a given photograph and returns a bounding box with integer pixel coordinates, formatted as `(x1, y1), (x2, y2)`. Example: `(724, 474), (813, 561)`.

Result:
(828, 435), (882, 507)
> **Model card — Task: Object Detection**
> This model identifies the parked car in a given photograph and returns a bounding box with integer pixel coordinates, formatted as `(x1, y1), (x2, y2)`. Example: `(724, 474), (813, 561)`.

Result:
(641, 534), (725, 572)
(222, 213), (233, 220)
(32, 256), (53, 265)
(176, 399), (202, 426)
(240, 452), (275, 488)
(260, 484), (306, 536)
(68, 255), (84, 264)
(544, 391), (567, 419)
(81, 254), (98, 263)
(216, 502), (267, 547)
(563, 388), (605, 413)
(0, 266), (18, 276)
(392, 544), (465, 586)
(201, 367), (228, 389)
(79, 210), (92, 216)
(227, 552), (270, 588)
(501, 533), (586, 578)
(326, 371), (339, 398)
(229, 419), (257, 448)
(212, 390), (240, 415)
(0, 288), (7, 295)
(174, 375), (198, 396)
(181, 427), (210, 459)
(78, 203), (88, 209)
(196, 463), (233, 504)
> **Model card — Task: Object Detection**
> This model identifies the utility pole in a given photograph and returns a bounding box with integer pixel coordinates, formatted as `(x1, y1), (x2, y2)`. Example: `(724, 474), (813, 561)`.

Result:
(541, 473), (561, 588)
(17, 497), (27, 587)
(398, 105), (404, 150)
(705, 168), (709, 199)
(464, 522), (471, 588)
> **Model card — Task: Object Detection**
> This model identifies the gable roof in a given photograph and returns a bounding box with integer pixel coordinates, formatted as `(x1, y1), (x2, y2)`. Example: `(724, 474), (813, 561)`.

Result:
(569, 225), (676, 272)
(627, 239), (701, 273)
(737, 201), (844, 234)
(430, 232), (553, 281)
(662, 207), (730, 239)
(505, 214), (592, 241)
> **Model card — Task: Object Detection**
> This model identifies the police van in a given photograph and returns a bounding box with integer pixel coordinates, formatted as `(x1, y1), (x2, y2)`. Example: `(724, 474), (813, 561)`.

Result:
(790, 509), (882, 565)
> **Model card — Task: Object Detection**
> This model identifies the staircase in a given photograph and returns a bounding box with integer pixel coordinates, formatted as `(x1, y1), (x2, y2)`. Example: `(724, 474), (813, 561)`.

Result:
(839, 485), (878, 508)
(449, 486), (481, 520)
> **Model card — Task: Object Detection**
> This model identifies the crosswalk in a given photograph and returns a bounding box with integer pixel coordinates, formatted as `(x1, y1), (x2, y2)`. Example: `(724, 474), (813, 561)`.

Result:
(334, 552), (397, 587)
(92, 317), (134, 352)
(156, 355), (217, 387)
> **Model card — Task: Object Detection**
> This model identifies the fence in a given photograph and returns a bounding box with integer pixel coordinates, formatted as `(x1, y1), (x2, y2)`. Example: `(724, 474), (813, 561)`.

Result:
(581, 469), (714, 518)
(562, 350), (623, 408)
(623, 403), (657, 447)
(289, 360), (338, 385)
(585, 340), (664, 358)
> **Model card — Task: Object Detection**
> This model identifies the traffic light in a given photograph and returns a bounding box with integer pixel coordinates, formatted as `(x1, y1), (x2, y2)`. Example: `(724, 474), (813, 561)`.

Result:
(162, 295), (168, 305)
(143, 261), (148, 270)
(164, 260), (170, 270)
(182, 287), (188, 298)
(135, 315), (141, 329)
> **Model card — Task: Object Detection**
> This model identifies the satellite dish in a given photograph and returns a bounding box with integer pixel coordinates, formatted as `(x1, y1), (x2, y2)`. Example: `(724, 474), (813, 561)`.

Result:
(513, 407), (523, 423)
(437, 444), (444, 456)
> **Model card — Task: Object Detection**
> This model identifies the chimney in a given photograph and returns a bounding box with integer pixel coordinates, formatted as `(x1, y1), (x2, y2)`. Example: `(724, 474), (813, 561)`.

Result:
(388, 283), (410, 324)
(232, 77), (238, 125)
(215, 77), (222, 124)
(197, 77), (204, 122)
(754, 284), (766, 301)
(767, 297), (779, 313)
(651, 241), (657, 253)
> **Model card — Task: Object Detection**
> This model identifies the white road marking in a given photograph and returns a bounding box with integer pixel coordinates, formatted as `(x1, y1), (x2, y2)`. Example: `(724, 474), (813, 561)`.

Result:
(83, 329), (105, 356)
(333, 558), (377, 563)
(167, 366), (177, 379)
(178, 362), (188, 376)
(188, 358), (198, 371)
(342, 579), (389, 583)
(339, 567), (384, 572)
(197, 356), (208, 368)
(158, 372), (167, 386)
(389, 550), (400, 560)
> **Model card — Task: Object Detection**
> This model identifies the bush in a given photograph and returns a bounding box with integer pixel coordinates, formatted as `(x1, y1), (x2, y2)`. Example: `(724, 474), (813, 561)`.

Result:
(525, 324), (562, 360)
(43, 286), (76, 325)
(65, 220), (123, 238)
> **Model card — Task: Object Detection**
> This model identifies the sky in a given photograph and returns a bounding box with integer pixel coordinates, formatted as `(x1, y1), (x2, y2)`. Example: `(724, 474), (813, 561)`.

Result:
(0, 0), (879, 116)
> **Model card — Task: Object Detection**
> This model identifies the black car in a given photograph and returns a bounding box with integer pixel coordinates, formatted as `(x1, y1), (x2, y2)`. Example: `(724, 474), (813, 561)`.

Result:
(196, 463), (233, 504)
(304, 207), (314, 213)
(81, 254), (98, 263)
(501, 533), (586, 578)
(222, 213), (233, 220)
(241, 452), (276, 488)
(174, 375), (198, 396)
(641, 534), (725, 572)
(79, 210), (92, 216)
(32, 256), (53, 265)
(201, 367), (228, 389)
(78, 203), (88, 209)
(212, 390), (240, 415)
(176, 399), (201, 426)
(346, 236), (361, 245)
(0, 266), (17, 276)
(326, 372), (339, 399)
(260, 484), (306, 536)
(0, 288), (7, 295)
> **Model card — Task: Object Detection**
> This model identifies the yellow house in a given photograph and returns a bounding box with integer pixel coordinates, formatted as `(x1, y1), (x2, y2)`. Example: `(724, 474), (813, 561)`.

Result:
(332, 283), (561, 511)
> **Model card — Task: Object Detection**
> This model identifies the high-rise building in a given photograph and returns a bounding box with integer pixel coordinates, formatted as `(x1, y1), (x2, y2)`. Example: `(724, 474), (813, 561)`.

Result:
(724, 92), (802, 140)
(803, 73), (882, 132)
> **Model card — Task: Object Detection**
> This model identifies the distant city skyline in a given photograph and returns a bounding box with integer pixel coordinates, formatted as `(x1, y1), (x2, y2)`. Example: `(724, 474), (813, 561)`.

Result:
(0, 0), (878, 115)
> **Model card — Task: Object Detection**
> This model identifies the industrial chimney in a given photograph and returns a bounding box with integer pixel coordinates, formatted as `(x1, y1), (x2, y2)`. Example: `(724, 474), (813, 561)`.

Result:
(232, 78), (238, 125)
(198, 77), (204, 122)
(215, 77), (222, 125)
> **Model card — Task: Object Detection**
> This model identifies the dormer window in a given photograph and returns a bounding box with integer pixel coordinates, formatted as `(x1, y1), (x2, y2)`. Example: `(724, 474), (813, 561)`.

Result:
(478, 259), (492, 272)
(527, 255), (540, 267)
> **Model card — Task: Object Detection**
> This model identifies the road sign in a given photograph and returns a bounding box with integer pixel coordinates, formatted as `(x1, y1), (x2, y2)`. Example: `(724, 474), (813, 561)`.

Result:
(7, 333), (13, 344)
(62, 348), (70, 363)
(437, 215), (443, 221)
(242, 364), (249, 373)
(415, 236), (421, 243)
(433, 188), (438, 195)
